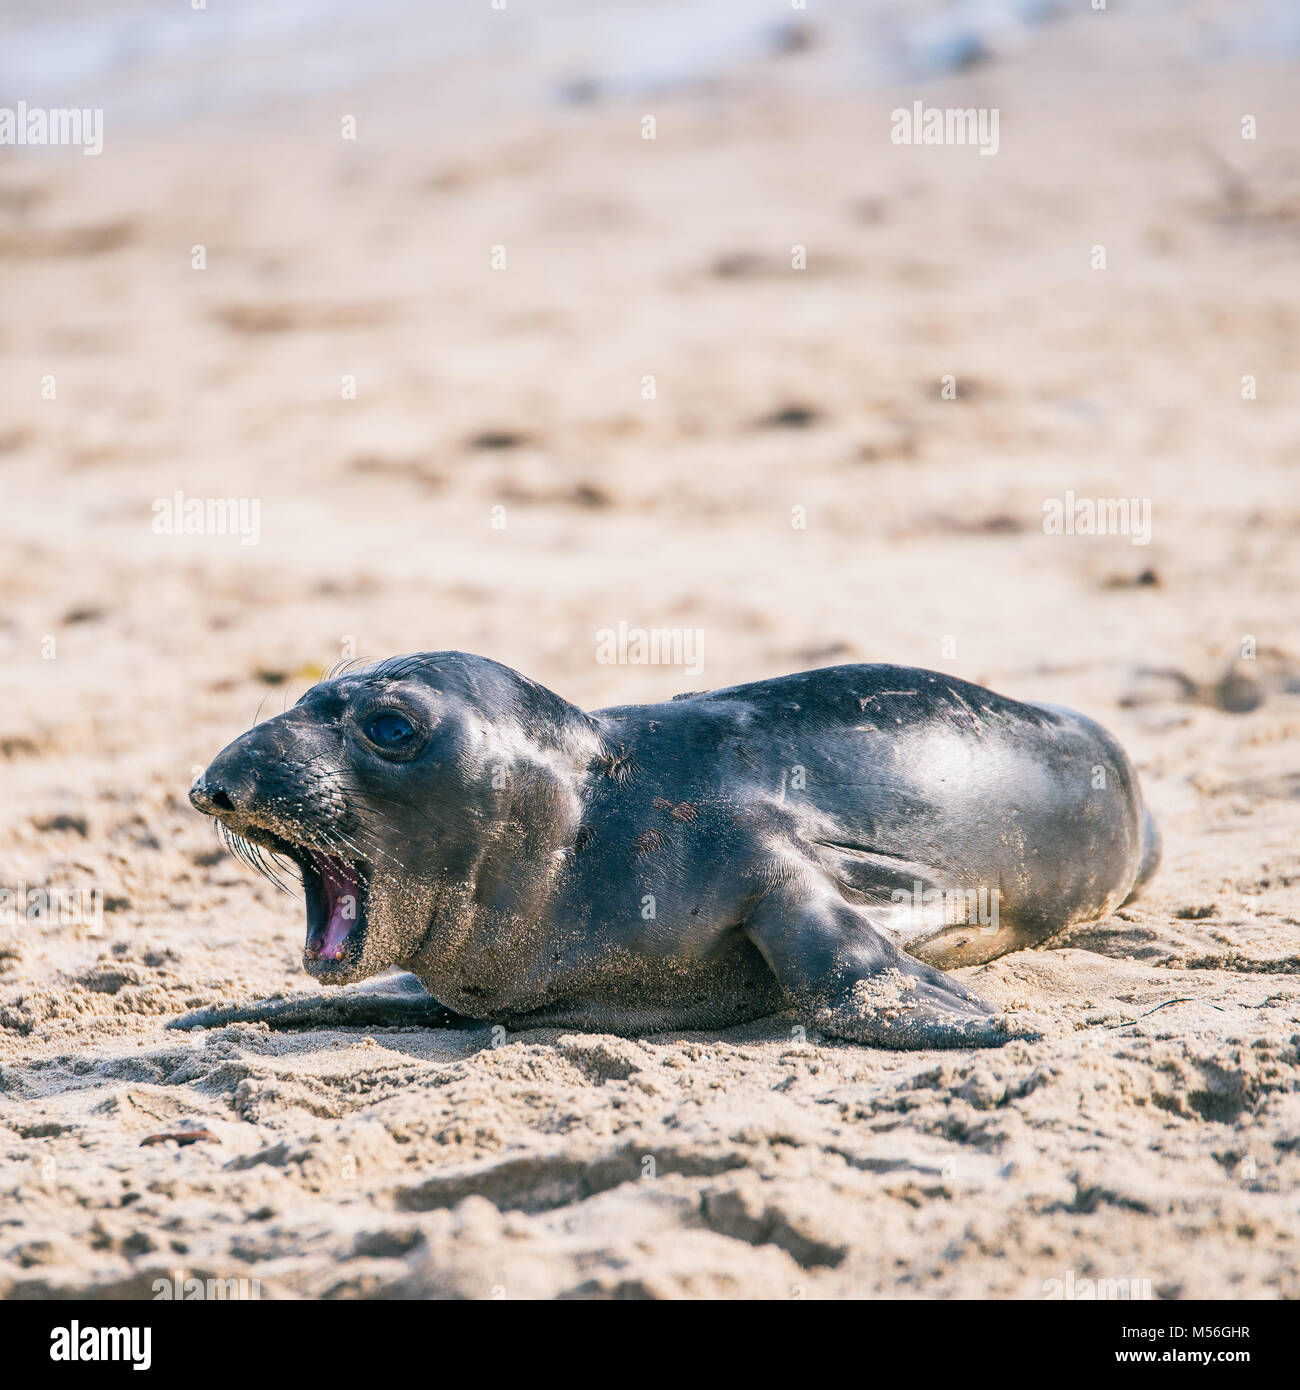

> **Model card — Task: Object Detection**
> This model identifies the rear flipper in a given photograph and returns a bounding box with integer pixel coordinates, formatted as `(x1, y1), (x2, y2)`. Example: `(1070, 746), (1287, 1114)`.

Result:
(167, 971), (478, 1032)
(1122, 805), (1162, 905)
(744, 879), (1037, 1049)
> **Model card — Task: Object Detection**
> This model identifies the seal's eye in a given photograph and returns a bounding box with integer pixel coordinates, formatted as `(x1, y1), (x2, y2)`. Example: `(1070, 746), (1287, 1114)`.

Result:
(364, 710), (416, 749)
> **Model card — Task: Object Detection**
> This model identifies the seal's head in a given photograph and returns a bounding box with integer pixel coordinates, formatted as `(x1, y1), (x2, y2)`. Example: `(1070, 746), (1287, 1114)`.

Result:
(190, 653), (597, 986)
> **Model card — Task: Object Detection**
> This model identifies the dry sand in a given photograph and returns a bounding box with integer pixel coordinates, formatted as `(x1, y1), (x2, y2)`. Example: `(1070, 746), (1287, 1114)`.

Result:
(1, 8), (1299, 1298)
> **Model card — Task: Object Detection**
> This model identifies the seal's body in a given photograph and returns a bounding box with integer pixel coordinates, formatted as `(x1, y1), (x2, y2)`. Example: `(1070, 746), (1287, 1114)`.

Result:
(183, 654), (1159, 1048)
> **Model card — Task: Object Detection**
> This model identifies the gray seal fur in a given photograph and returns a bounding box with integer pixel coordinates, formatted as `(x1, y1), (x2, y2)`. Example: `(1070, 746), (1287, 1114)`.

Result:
(179, 653), (1160, 1048)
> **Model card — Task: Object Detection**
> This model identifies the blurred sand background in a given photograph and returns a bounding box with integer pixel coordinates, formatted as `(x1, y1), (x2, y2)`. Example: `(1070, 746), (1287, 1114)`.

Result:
(1, 0), (1299, 1298)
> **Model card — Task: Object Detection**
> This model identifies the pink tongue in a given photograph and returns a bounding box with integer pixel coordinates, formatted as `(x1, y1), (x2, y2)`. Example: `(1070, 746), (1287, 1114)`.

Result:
(313, 858), (360, 961)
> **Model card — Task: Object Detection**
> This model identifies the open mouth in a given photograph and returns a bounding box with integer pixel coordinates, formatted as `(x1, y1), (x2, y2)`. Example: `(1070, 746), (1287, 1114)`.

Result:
(203, 813), (372, 971)
(297, 850), (369, 967)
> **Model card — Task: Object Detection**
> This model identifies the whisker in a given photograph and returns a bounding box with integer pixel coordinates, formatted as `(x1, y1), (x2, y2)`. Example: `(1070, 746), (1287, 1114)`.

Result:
(324, 822), (406, 874)
(326, 655), (369, 681)
(216, 822), (296, 894)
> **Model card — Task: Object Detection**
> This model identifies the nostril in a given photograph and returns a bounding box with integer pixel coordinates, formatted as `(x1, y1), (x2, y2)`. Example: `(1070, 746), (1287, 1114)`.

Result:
(189, 776), (239, 816)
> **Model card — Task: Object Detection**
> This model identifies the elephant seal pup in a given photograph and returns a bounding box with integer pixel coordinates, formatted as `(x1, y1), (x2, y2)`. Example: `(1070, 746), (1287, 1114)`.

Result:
(179, 653), (1160, 1048)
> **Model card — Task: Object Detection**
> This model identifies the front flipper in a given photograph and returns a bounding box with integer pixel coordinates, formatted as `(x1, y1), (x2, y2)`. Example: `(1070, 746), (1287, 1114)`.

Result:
(167, 971), (478, 1032)
(744, 879), (1036, 1049)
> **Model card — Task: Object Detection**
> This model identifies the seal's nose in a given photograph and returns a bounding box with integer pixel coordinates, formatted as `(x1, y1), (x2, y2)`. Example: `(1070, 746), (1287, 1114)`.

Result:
(189, 775), (236, 815)
(189, 736), (265, 817)
(190, 709), (321, 820)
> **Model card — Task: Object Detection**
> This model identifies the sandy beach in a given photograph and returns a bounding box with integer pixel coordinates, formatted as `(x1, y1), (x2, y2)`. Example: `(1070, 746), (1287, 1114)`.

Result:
(1, 1), (1299, 1298)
